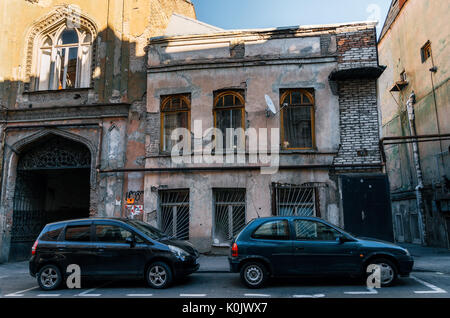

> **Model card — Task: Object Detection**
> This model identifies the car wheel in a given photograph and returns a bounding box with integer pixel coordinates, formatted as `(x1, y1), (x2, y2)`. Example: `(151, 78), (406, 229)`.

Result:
(146, 261), (173, 289)
(240, 262), (268, 289)
(37, 264), (63, 291)
(365, 258), (398, 287)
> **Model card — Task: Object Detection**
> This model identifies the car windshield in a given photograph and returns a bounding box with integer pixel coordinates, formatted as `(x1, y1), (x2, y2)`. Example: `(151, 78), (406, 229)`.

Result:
(128, 220), (167, 240)
(328, 222), (356, 238)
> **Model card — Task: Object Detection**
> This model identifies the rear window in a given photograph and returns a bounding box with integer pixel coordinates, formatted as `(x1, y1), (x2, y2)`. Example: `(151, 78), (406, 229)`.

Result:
(40, 224), (64, 241)
(252, 220), (290, 240)
(65, 225), (91, 242)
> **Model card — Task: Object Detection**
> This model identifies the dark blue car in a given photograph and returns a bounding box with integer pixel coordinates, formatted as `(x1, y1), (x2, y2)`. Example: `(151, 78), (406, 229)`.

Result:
(229, 216), (414, 288)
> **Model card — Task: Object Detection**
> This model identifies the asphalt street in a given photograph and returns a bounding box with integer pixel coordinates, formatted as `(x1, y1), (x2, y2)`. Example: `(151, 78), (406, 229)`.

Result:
(0, 261), (449, 298)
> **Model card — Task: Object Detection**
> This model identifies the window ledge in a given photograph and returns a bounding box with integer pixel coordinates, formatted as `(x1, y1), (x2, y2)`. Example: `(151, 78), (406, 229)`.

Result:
(24, 87), (93, 95)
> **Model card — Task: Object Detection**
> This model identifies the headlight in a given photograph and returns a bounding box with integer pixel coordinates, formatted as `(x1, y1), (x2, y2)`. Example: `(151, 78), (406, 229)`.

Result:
(404, 248), (410, 256)
(169, 245), (189, 260)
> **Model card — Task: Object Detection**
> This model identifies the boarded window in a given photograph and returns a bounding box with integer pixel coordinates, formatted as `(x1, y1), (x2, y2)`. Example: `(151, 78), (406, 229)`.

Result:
(280, 89), (315, 149)
(213, 189), (246, 245)
(273, 184), (317, 217)
(158, 190), (190, 240)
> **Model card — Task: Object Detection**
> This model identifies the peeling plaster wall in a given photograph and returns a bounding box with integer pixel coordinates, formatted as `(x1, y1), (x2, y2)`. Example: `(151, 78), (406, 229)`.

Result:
(144, 23), (381, 252)
(0, 0), (196, 262)
(378, 0), (450, 248)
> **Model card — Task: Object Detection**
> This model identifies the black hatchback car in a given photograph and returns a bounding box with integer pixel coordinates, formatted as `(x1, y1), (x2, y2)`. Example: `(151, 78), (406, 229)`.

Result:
(229, 216), (414, 288)
(29, 218), (199, 290)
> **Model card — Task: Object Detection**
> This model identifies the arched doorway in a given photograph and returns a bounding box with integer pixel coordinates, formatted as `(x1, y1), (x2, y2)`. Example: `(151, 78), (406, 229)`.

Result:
(9, 135), (92, 261)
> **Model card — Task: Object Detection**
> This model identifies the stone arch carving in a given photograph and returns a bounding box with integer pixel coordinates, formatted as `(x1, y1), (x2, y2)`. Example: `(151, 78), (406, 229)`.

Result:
(23, 5), (99, 91)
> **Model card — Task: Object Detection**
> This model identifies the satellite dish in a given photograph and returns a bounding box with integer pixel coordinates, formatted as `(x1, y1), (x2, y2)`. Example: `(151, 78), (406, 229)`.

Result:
(265, 94), (276, 116)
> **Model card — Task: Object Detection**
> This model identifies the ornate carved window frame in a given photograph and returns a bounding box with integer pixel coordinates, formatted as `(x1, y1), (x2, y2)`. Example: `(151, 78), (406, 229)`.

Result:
(24, 5), (98, 92)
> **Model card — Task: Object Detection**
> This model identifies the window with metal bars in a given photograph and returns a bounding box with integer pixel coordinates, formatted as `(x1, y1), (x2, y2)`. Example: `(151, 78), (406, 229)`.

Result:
(273, 184), (316, 217)
(158, 189), (190, 240)
(213, 188), (246, 246)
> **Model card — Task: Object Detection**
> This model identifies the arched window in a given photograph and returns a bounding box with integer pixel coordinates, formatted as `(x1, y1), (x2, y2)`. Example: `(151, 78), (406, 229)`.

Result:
(213, 91), (245, 151)
(37, 27), (93, 91)
(280, 89), (315, 149)
(160, 94), (191, 152)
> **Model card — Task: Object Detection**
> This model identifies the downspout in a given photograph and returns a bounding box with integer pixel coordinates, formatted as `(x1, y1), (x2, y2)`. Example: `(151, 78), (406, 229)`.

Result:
(406, 91), (427, 246)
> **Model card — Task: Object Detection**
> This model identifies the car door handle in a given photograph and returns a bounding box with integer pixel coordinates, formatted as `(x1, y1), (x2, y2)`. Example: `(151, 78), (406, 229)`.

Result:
(57, 247), (65, 251)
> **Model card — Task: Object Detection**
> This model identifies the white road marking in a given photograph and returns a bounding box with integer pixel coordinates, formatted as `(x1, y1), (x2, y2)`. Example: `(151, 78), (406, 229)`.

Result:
(4, 286), (39, 297)
(244, 293), (271, 297)
(0, 276), (8, 279)
(126, 294), (154, 297)
(435, 272), (444, 275)
(292, 294), (325, 298)
(76, 281), (110, 297)
(37, 294), (61, 297)
(180, 294), (207, 297)
(411, 276), (447, 294)
(344, 288), (378, 295)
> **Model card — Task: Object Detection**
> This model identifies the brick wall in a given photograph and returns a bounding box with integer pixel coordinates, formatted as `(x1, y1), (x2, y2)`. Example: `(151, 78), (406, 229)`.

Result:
(336, 28), (378, 70)
(333, 79), (382, 166)
(146, 112), (161, 156)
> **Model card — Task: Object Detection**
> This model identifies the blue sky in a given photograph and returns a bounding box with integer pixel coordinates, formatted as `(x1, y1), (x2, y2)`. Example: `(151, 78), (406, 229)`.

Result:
(191, 0), (392, 36)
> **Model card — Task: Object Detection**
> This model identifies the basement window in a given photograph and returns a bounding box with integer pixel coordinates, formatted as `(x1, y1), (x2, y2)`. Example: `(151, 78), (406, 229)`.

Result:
(273, 184), (317, 217)
(158, 189), (190, 240)
(213, 189), (246, 246)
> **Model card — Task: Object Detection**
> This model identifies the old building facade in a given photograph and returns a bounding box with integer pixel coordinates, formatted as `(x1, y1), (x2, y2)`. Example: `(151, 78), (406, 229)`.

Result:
(0, 0), (196, 262)
(378, 0), (450, 248)
(139, 20), (391, 253)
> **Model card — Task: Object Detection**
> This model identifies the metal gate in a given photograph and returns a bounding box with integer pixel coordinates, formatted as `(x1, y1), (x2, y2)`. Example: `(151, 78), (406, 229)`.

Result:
(341, 174), (394, 242)
(9, 135), (91, 261)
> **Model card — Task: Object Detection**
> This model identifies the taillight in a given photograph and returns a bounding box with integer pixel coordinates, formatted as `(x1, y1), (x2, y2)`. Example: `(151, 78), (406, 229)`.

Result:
(31, 240), (38, 255)
(231, 243), (238, 257)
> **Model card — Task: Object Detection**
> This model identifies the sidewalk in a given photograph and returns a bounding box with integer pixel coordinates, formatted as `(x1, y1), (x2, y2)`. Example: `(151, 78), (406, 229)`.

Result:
(399, 243), (450, 274)
(197, 255), (229, 273)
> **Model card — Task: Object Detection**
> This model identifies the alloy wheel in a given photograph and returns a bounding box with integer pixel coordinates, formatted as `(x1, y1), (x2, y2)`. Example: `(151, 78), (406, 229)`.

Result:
(148, 265), (167, 287)
(40, 267), (59, 289)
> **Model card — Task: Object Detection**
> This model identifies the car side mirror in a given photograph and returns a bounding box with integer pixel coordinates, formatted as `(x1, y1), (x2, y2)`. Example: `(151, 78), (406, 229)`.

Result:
(336, 235), (346, 244)
(126, 236), (136, 247)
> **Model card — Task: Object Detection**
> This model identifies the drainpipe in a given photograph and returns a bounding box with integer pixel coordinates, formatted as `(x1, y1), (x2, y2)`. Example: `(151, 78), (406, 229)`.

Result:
(406, 91), (427, 246)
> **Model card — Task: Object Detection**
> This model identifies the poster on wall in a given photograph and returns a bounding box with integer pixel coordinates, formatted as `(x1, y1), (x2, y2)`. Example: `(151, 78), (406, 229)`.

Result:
(125, 190), (144, 220)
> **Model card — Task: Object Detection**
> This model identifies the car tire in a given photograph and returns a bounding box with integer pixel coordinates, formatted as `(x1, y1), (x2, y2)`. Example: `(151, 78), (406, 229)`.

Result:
(37, 264), (63, 291)
(146, 261), (173, 289)
(240, 262), (268, 289)
(365, 258), (398, 287)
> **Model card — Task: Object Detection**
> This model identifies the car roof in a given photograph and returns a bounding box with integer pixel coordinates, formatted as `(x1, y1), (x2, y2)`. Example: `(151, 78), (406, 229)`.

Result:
(252, 216), (324, 221)
(45, 217), (132, 227)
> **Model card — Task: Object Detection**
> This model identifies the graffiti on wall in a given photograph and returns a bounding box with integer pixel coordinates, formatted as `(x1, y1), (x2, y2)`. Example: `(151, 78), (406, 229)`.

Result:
(125, 191), (144, 219)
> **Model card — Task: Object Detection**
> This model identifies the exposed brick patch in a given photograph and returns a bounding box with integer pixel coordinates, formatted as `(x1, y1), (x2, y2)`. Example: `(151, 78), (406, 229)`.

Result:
(145, 112), (160, 156)
(336, 29), (378, 71)
(333, 79), (381, 166)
